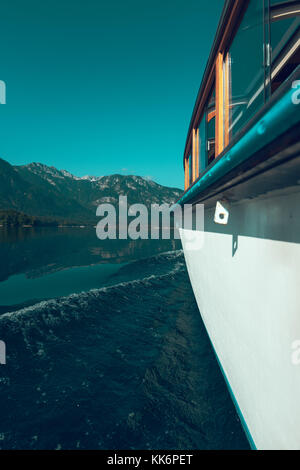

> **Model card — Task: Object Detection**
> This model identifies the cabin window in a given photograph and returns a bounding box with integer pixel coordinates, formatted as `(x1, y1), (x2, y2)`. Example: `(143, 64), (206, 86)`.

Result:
(191, 116), (206, 180)
(184, 0), (299, 191)
(225, 0), (265, 139)
(269, 2), (300, 94)
(206, 87), (216, 165)
(198, 116), (207, 173)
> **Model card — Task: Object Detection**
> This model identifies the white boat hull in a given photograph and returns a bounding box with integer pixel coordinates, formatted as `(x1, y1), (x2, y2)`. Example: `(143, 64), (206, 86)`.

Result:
(180, 188), (300, 450)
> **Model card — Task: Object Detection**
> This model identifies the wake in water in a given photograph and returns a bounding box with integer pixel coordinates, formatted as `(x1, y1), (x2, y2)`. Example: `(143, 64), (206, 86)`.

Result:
(0, 250), (249, 450)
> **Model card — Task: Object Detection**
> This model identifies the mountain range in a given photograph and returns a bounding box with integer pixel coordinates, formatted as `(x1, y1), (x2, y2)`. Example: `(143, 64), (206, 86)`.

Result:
(0, 158), (183, 224)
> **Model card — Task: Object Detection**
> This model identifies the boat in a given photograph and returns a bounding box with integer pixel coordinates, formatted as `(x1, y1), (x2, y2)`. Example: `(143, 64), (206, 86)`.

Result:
(178, 0), (300, 450)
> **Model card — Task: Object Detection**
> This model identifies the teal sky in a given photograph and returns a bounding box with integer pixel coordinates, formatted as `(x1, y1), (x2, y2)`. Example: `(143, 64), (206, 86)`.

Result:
(0, 0), (224, 188)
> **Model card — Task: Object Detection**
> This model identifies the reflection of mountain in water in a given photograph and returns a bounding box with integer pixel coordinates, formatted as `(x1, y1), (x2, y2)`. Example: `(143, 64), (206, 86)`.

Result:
(0, 227), (181, 282)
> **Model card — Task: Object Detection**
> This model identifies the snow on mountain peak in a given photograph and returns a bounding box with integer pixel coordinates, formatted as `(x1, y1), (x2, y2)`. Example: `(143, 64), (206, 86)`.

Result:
(80, 175), (103, 182)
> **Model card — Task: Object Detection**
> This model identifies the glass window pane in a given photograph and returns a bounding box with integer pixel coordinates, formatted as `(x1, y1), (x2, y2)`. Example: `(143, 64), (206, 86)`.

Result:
(271, 17), (299, 62)
(228, 0), (265, 138)
(206, 88), (216, 165)
(270, 0), (299, 5)
(270, 12), (300, 93)
(198, 116), (207, 173)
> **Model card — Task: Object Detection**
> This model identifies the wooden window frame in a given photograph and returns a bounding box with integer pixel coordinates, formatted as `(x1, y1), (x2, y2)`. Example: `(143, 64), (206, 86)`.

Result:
(215, 52), (224, 157)
(224, 52), (231, 148)
(184, 155), (189, 190)
(192, 128), (200, 182)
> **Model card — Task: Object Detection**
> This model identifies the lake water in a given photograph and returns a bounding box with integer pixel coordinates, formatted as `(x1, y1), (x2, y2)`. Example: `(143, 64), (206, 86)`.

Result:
(0, 227), (249, 449)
